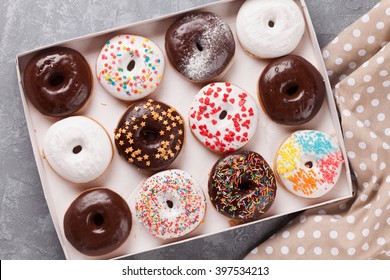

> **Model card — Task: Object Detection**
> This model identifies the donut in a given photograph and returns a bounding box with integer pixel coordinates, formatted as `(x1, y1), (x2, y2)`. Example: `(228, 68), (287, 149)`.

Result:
(236, 0), (305, 58)
(43, 116), (113, 183)
(23, 47), (92, 117)
(135, 169), (206, 239)
(114, 99), (184, 171)
(165, 12), (235, 82)
(258, 55), (326, 125)
(64, 188), (132, 256)
(96, 35), (165, 101)
(275, 130), (344, 198)
(208, 151), (276, 220)
(189, 82), (259, 153)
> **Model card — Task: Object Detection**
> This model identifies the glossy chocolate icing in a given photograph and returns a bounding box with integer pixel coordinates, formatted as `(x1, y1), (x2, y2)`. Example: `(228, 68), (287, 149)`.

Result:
(258, 55), (326, 125)
(208, 151), (277, 221)
(165, 12), (235, 82)
(115, 99), (185, 171)
(23, 47), (92, 117)
(64, 188), (132, 256)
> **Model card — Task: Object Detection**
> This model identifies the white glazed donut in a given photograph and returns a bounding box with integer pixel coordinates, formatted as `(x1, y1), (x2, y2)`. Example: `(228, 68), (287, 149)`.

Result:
(96, 34), (165, 101)
(43, 116), (113, 183)
(189, 82), (259, 153)
(135, 169), (206, 239)
(275, 130), (344, 198)
(236, 0), (305, 58)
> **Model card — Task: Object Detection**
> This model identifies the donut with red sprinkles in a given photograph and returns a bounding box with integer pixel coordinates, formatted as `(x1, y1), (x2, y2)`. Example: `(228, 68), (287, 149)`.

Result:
(189, 82), (259, 153)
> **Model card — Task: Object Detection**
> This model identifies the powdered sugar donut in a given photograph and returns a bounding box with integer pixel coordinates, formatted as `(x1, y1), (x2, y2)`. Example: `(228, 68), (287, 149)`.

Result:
(275, 130), (344, 198)
(135, 169), (206, 239)
(236, 0), (305, 58)
(96, 35), (165, 101)
(165, 12), (235, 82)
(43, 116), (113, 183)
(189, 82), (258, 153)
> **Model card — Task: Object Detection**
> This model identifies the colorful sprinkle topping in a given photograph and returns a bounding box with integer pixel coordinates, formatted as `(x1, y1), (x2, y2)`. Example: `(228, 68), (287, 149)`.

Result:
(276, 130), (344, 198)
(135, 169), (206, 239)
(208, 151), (276, 220)
(96, 35), (164, 101)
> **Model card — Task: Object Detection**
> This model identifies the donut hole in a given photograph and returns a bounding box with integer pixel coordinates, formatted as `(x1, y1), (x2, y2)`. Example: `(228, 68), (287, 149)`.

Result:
(286, 84), (299, 96)
(305, 161), (313, 168)
(219, 110), (228, 120)
(268, 20), (275, 28)
(49, 72), (65, 87)
(91, 212), (104, 226)
(166, 200), (174, 208)
(237, 178), (257, 193)
(72, 145), (82, 154)
(127, 60), (136, 72)
(140, 126), (158, 143)
(196, 41), (203, 52)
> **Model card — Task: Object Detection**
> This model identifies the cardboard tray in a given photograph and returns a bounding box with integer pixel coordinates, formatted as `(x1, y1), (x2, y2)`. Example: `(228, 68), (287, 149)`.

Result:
(16, 0), (353, 259)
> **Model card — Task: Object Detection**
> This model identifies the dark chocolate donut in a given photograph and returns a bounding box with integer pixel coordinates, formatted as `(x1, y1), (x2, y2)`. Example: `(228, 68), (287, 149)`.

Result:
(165, 12), (235, 82)
(208, 151), (277, 221)
(114, 99), (185, 171)
(23, 47), (92, 117)
(64, 188), (132, 256)
(258, 55), (326, 125)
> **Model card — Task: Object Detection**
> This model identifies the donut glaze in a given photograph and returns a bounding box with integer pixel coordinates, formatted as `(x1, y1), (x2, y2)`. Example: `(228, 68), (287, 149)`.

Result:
(96, 35), (165, 101)
(135, 169), (206, 239)
(114, 99), (184, 171)
(258, 55), (326, 125)
(64, 188), (132, 256)
(275, 130), (344, 198)
(165, 12), (235, 82)
(23, 47), (92, 117)
(208, 151), (276, 220)
(189, 82), (258, 153)
(236, 0), (305, 58)
(43, 116), (113, 183)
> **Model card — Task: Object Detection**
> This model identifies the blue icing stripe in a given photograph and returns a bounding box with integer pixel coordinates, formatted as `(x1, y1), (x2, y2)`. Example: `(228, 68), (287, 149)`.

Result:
(294, 130), (338, 159)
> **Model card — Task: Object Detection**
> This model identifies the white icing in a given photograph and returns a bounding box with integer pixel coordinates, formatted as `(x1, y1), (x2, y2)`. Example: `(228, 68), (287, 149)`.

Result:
(135, 169), (206, 239)
(96, 35), (165, 101)
(189, 82), (259, 153)
(43, 116), (113, 183)
(236, 0), (305, 58)
(275, 130), (344, 198)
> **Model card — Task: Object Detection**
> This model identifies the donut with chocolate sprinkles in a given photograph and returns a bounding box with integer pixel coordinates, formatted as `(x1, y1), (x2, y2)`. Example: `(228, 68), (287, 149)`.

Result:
(114, 99), (185, 171)
(208, 151), (276, 221)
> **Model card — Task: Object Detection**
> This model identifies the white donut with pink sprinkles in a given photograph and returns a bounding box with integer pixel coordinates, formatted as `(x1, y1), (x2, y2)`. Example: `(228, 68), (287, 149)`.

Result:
(189, 82), (259, 153)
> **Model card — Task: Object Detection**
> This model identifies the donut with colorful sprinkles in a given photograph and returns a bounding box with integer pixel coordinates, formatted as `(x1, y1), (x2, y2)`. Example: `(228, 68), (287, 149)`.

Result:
(114, 99), (184, 171)
(275, 130), (344, 198)
(96, 34), (165, 101)
(135, 169), (206, 239)
(189, 82), (259, 153)
(208, 151), (276, 221)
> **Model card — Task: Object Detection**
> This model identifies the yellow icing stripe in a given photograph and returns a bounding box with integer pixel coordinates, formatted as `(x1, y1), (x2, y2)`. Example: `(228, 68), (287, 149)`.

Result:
(276, 137), (301, 176)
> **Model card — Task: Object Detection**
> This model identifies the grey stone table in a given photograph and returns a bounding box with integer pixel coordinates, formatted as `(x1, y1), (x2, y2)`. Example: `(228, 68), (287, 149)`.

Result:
(0, 0), (378, 259)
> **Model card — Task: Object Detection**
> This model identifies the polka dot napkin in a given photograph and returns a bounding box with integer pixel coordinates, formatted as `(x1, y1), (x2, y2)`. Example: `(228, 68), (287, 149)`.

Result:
(245, 0), (390, 259)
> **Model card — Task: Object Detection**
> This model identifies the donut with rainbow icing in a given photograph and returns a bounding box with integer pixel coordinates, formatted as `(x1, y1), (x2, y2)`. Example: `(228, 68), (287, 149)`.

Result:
(96, 34), (165, 101)
(275, 130), (344, 198)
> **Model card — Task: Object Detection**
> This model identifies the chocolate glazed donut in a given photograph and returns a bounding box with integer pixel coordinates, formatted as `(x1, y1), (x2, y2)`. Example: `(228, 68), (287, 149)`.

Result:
(165, 12), (235, 82)
(23, 47), (92, 117)
(64, 188), (132, 256)
(114, 99), (185, 171)
(258, 55), (326, 125)
(208, 151), (277, 221)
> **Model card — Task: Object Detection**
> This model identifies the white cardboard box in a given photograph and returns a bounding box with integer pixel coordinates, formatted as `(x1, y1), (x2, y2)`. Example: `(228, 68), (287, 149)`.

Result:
(16, 0), (353, 259)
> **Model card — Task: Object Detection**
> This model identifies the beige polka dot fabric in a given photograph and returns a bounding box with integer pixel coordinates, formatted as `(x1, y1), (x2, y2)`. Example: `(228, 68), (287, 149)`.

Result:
(246, 0), (390, 260)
